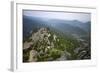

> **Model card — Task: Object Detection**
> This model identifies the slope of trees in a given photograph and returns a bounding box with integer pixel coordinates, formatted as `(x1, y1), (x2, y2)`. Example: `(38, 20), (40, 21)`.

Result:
(23, 27), (90, 62)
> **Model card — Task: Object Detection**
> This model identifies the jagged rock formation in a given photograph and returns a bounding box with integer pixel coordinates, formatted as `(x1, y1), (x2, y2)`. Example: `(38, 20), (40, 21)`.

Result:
(23, 27), (90, 62)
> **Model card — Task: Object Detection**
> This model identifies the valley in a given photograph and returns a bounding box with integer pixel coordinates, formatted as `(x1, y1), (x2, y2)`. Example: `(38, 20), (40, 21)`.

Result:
(23, 15), (91, 62)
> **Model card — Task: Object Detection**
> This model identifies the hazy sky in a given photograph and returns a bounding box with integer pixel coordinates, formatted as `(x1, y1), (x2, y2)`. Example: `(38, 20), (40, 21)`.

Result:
(23, 10), (91, 22)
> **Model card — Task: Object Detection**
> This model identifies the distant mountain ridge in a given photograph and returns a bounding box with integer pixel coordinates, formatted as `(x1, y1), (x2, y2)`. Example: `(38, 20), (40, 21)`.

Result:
(23, 15), (91, 40)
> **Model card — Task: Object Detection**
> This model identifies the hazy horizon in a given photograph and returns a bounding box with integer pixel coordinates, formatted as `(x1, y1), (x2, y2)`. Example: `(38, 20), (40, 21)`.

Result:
(23, 10), (91, 23)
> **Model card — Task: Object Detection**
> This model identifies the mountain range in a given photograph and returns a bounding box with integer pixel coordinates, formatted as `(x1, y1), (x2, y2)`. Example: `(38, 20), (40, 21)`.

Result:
(23, 15), (91, 41)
